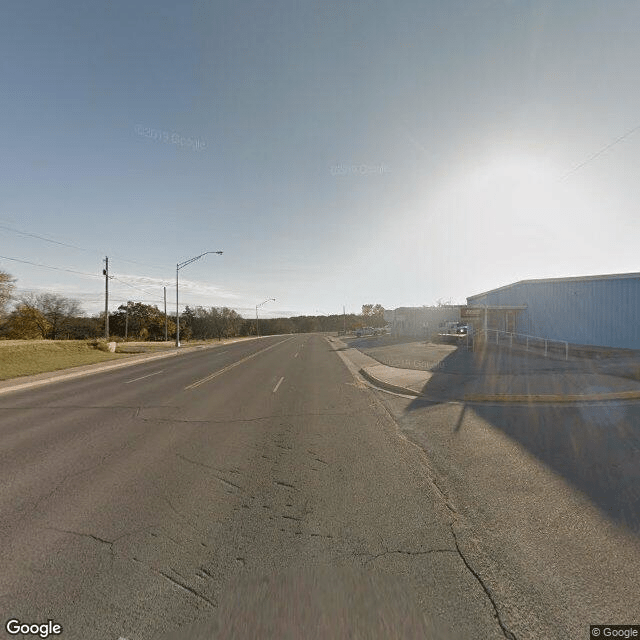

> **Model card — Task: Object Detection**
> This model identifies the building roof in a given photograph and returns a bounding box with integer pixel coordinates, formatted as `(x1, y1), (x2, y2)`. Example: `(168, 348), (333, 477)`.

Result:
(467, 271), (640, 302)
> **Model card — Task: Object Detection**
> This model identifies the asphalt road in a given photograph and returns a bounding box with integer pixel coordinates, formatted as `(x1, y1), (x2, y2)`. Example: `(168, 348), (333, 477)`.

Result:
(1, 334), (638, 639)
(376, 393), (640, 639)
(0, 334), (497, 640)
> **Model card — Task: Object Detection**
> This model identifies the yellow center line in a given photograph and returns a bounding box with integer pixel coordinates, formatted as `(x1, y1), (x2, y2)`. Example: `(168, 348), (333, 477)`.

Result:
(184, 337), (295, 390)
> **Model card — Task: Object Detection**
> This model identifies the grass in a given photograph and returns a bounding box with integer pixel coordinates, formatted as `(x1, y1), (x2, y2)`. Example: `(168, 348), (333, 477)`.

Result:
(0, 336), (260, 381)
(0, 340), (130, 381)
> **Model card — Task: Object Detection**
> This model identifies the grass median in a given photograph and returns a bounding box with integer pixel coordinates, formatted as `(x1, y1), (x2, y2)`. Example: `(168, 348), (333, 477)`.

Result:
(0, 340), (129, 381)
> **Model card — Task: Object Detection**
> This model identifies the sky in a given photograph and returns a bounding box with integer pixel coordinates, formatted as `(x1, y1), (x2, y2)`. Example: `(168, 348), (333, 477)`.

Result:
(1, 0), (639, 319)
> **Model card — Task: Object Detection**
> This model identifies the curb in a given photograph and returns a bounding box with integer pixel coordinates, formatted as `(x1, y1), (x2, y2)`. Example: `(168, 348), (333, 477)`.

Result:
(0, 349), (182, 396)
(359, 368), (420, 397)
(0, 338), (259, 397)
(360, 367), (640, 404)
(464, 390), (640, 403)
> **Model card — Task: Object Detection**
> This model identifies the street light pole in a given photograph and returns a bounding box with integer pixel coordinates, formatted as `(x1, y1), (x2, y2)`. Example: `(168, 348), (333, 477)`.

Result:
(175, 251), (223, 347)
(256, 298), (275, 337)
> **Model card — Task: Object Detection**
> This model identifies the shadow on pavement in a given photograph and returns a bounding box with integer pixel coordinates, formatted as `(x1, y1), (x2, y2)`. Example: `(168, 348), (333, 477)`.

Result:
(405, 345), (640, 534)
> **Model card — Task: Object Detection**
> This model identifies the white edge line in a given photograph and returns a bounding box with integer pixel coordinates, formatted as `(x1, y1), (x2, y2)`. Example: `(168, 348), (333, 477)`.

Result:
(273, 376), (285, 393)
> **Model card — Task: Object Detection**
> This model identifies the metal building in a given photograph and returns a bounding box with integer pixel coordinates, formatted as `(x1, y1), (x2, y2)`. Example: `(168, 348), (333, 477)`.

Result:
(466, 272), (640, 350)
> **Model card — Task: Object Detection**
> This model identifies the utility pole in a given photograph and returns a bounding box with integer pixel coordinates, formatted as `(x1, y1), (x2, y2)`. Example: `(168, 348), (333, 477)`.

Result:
(164, 286), (168, 342)
(103, 257), (109, 340)
(343, 305), (346, 335)
(176, 265), (179, 347)
(124, 301), (129, 339)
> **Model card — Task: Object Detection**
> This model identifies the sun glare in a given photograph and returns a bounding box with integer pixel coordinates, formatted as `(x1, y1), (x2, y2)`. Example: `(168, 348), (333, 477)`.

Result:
(407, 150), (601, 291)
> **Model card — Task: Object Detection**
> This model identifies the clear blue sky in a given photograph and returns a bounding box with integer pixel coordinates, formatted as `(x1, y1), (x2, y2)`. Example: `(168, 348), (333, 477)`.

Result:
(1, 0), (639, 318)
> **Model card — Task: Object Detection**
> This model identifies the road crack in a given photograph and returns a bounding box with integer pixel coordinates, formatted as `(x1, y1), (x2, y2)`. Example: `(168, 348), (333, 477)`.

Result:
(450, 526), (517, 640)
(363, 383), (517, 639)
(274, 480), (297, 490)
(157, 570), (217, 608)
(357, 544), (457, 564)
(138, 411), (355, 425)
(175, 453), (246, 492)
(45, 527), (113, 547)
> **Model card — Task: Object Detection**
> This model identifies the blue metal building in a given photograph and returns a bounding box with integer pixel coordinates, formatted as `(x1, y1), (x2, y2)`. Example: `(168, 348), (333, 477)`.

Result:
(466, 272), (640, 350)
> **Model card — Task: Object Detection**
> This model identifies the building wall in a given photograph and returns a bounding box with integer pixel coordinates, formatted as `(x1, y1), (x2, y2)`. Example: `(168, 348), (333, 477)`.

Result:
(467, 274), (640, 349)
(385, 306), (461, 338)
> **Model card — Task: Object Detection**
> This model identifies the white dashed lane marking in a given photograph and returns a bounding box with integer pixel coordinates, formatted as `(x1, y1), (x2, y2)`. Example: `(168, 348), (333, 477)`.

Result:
(124, 370), (164, 384)
(185, 337), (294, 390)
(273, 377), (285, 393)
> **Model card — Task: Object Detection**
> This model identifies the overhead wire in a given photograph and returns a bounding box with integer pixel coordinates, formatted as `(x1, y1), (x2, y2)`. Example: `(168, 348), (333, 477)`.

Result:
(0, 222), (242, 316)
(110, 275), (166, 298)
(0, 221), (168, 272)
(560, 122), (640, 180)
(0, 255), (102, 279)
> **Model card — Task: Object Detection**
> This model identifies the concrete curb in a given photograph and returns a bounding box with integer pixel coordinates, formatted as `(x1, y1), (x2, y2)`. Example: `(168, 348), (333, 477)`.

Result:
(360, 366), (640, 404)
(463, 390), (640, 403)
(359, 367), (420, 397)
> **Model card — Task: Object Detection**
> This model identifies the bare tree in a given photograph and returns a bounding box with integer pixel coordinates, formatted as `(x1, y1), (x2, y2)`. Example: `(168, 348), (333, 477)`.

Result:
(0, 270), (16, 319)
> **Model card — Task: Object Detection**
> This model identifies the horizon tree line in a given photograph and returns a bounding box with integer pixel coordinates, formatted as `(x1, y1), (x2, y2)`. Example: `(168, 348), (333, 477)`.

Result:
(0, 269), (387, 340)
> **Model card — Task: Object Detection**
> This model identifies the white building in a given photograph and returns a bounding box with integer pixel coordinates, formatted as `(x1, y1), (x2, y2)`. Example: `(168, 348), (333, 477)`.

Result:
(384, 306), (461, 339)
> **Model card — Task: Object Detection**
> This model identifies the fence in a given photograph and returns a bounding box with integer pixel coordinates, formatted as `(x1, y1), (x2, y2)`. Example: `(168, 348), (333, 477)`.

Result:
(477, 329), (569, 360)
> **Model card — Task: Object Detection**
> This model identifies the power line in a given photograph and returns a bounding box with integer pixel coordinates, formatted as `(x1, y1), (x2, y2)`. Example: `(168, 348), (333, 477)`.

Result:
(0, 255), (169, 296)
(0, 221), (168, 272)
(0, 255), (102, 279)
(110, 275), (163, 298)
(560, 122), (640, 180)
(0, 223), (90, 253)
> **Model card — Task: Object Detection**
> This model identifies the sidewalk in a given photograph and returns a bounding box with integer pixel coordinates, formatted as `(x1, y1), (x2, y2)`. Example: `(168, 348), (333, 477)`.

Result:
(330, 336), (640, 404)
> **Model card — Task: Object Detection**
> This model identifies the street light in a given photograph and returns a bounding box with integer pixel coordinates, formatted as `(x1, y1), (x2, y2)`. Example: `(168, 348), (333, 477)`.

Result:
(176, 251), (223, 347)
(256, 298), (275, 337)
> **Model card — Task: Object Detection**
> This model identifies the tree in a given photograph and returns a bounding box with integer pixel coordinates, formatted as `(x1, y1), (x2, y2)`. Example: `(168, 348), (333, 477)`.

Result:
(20, 293), (82, 339)
(184, 306), (244, 340)
(111, 302), (175, 341)
(66, 315), (102, 339)
(361, 303), (385, 327)
(5, 304), (52, 339)
(0, 270), (16, 319)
